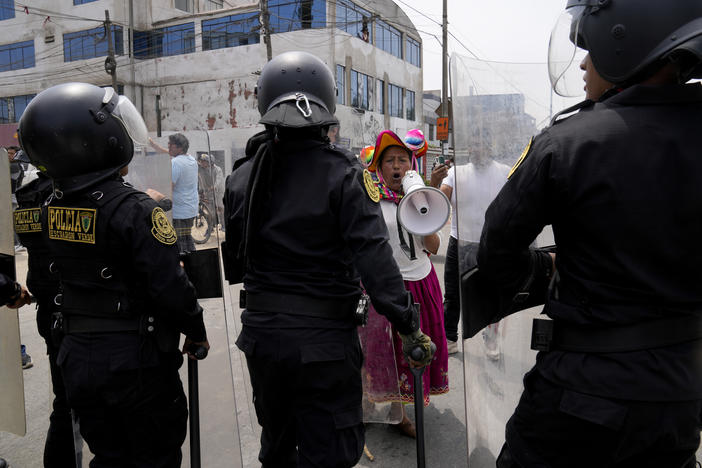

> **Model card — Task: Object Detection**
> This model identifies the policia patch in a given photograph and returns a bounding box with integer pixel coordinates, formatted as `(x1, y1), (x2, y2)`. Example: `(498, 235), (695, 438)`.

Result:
(508, 137), (533, 179)
(151, 207), (177, 245)
(48, 207), (97, 244)
(363, 169), (380, 203)
(13, 208), (42, 233)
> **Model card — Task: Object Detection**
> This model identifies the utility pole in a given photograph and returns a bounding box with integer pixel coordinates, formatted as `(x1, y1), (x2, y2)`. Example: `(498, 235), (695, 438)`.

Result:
(441, 0), (449, 155)
(104, 10), (118, 90)
(128, 0), (136, 102)
(261, 0), (273, 61)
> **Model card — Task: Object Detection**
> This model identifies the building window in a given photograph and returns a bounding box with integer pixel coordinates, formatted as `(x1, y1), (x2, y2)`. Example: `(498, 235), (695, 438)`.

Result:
(376, 79), (384, 114)
(74, 0), (99, 4)
(134, 23), (195, 59)
(204, 0), (224, 10)
(202, 13), (260, 50)
(268, 0), (326, 33)
(63, 25), (123, 62)
(336, 64), (345, 105)
(350, 69), (373, 110)
(175, 0), (193, 12)
(388, 83), (403, 118)
(0, 93), (35, 123)
(406, 36), (420, 67)
(335, 0), (371, 43)
(405, 89), (415, 121)
(0, 40), (34, 71)
(376, 20), (401, 59)
(0, 0), (14, 20)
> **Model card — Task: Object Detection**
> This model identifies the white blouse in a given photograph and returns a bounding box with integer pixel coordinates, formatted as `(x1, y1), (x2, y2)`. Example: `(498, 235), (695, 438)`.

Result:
(380, 200), (439, 282)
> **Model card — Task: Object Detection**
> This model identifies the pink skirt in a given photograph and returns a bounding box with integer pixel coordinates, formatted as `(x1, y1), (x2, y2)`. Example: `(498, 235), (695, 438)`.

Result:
(359, 264), (449, 407)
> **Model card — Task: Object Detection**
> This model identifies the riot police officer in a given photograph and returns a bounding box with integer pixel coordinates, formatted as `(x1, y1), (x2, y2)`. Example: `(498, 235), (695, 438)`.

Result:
(18, 82), (209, 467)
(475, 1), (702, 466)
(223, 51), (434, 468)
(14, 168), (78, 467)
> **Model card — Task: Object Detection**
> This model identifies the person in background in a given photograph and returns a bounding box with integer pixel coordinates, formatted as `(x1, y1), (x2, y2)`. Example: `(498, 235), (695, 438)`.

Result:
(197, 154), (225, 230)
(14, 169), (79, 465)
(446, 128), (510, 360)
(363, 129), (450, 437)
(7, 146), (25, 253)
(150, 134), (198, 254)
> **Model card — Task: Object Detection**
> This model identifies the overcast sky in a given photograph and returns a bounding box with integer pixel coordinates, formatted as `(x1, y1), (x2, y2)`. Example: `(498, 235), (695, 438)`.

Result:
(396, 0), (567, 88)
(394, 0), (583, 126)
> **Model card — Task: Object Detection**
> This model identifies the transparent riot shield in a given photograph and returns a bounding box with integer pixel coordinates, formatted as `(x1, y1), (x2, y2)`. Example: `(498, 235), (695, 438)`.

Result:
(450, 53), (579, 465)
(124, 148), (174, 221)
(0, 149), (26, 437)
(358, 305), (403, 424)
(128, 143), (243, 468)
(183, 133), (249, 468)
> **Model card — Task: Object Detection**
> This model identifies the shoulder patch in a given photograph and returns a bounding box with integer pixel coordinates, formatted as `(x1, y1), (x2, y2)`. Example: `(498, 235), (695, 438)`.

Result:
(14, 208), (42, 233)
(363, 169), (380, 203)
(508, 137), (534, 179)
(151, 207), (177, 245)
(47, 207), (97, 244)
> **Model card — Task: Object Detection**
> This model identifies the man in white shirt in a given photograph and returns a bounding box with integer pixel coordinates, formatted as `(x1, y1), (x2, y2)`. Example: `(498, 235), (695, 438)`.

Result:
(440, 154), (510, 355)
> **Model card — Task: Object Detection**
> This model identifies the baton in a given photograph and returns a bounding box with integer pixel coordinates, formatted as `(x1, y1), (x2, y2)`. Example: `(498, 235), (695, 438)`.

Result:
(187, 344), (208, 468)
(409, 344), (434, 468)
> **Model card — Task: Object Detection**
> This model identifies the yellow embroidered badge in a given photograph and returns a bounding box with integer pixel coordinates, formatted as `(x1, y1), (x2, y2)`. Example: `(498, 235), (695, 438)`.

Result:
(508, 137), (534, 179)
(363, 169), (380, 203)
(13, 208), (42, 233)
(47, 207), (97, 244)
(151, 207), (177, 245)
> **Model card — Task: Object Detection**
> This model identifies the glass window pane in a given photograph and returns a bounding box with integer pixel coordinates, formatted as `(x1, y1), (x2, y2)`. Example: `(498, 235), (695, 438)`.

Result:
(336, 64), (345, 105)
(0, 48), (9, 72)
(269, 0), (326, 33)
(202, 13), (260, 51)
(0, 0), (15, 20)
(0, 99), (8, 123)
(406, 90), (415, 120)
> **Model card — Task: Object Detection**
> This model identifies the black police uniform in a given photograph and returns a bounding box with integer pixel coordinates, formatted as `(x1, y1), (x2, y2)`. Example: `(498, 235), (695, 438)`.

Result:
(14, 174), (78, 468)
(225, 132), (417, 468)
(44, 175), (206, 467)
(479, 83), (702, 467)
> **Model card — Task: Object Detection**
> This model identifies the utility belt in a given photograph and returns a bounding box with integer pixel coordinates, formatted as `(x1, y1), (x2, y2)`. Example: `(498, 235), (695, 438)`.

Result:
(531, 314), (702, 353)
(52, 313), (150, 334)
(241, 290), (368, 325)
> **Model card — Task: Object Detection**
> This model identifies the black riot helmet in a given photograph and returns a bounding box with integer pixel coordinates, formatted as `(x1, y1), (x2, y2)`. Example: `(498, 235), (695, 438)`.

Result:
(18, 82), (148, 193)
(549, 0), (702, 96)
(255, 51), (338, 128)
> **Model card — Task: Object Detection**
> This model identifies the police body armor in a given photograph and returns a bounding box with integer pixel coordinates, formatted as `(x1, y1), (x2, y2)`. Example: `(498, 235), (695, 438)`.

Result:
(14, 175), (58, 339)
(44, 178), (171, 347)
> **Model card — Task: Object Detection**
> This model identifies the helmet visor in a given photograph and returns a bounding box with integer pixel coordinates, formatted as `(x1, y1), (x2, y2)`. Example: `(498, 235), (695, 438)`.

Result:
(548, 6), (588, 97)
(112, 94), (149, 147)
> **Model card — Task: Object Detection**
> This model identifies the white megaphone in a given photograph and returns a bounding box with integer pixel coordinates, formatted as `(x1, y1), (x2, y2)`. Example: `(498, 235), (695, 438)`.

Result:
(397, 170), (451, 236)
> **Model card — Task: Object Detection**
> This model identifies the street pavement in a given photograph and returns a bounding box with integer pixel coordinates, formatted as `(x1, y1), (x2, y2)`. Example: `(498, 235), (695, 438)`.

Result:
(2, 224), (701, 467)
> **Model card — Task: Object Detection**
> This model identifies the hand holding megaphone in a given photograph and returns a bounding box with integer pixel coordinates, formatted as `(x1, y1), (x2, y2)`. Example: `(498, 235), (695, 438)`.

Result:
(397, 170), (451, 236)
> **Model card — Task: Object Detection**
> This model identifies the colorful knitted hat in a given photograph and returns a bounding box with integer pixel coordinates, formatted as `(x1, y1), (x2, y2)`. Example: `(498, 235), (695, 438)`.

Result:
(367, 130), (414, 177)
(404, 128), (427, 158)
(359, 145), (375, 168)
